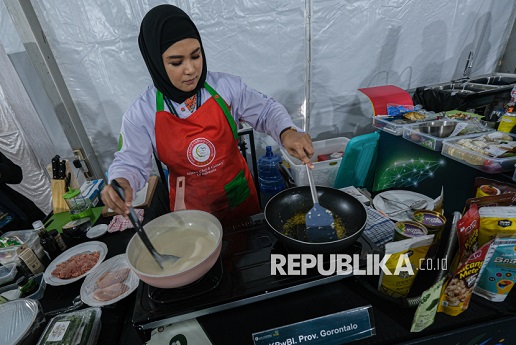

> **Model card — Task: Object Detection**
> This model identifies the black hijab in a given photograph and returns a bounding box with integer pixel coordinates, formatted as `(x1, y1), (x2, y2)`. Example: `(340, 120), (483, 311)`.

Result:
(138, 4), (207, 103)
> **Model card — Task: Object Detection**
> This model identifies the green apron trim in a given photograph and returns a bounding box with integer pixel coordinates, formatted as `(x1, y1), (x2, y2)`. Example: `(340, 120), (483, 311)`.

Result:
(156, 91), (164, 112)
(117, 133), (123, 151)
(224, 170), (250, 208)
(155, 84), (238, 139)
(203, 82), (238, 139)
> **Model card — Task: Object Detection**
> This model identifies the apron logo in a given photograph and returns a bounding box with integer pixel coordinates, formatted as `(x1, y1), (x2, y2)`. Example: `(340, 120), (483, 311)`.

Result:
(187, 138), (216, 167)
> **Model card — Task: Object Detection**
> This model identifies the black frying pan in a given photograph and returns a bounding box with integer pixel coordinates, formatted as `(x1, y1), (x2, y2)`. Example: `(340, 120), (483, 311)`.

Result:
(264, 186), (367, 253)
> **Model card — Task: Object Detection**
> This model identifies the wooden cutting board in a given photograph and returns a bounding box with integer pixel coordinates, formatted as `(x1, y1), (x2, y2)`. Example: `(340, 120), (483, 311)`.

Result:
(101, 175), (159, 217)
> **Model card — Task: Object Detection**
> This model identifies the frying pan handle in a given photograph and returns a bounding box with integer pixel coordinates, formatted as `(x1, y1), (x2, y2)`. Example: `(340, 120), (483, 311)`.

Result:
(174, 176), (186, 211)
(306, 164), (319, 203)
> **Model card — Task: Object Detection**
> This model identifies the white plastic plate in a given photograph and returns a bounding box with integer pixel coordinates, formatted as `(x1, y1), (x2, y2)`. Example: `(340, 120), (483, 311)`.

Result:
(86, 224), (108, 239)
(373, 190), (435, 222)
(43, 241), (108, 286)
(80, 254), (139, 307)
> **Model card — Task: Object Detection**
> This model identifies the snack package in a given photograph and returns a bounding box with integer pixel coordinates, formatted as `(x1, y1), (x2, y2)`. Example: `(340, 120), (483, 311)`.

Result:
(378, 235), (434, 298)
(478, 206), (516, 246)
(0, 235), (23, 248)
(437, 240), (492, 316)
(474, 236), (516, 302)
(473, 177), (516, 198)
(387, 104), (416, 117)
(464, 192), (516, 212)
(453, 204), (480, 272)
(411, 277), (446, 332)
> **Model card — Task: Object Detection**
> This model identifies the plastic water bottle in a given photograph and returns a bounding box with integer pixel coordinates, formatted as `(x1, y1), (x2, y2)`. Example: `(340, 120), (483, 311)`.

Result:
(258, 146), (286, 207)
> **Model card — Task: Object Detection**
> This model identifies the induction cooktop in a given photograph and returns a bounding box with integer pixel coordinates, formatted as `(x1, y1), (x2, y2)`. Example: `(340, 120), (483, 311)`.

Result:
(132, 213), (378, 332)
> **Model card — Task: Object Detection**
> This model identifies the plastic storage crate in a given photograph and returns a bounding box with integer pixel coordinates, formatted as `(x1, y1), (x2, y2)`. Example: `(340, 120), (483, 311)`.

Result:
(0, 230), (44, 266)
(442, 131), (516, 174)
(0, 263), (17, 286)
(402, 120), (494, 151)
(281, 137), (350, 187)
(372, 116), (436, 136)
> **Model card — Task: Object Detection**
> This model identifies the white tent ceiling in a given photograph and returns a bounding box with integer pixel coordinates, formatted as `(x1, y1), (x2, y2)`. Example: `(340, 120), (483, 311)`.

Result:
(0, 0), (515, 212)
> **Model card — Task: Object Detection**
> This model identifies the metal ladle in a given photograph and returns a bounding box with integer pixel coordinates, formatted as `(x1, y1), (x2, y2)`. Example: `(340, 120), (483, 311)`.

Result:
(111, 179), (179, 270)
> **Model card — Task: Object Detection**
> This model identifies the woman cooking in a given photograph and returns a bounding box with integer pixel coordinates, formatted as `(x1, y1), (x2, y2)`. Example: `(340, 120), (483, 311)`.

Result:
(101, 4), (314, 225)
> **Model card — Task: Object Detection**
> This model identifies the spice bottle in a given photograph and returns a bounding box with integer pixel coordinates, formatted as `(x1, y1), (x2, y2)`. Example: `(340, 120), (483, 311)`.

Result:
(17, 244), (45, 275)
(48, 229), (67, 252)
(33, 221), (61, 261)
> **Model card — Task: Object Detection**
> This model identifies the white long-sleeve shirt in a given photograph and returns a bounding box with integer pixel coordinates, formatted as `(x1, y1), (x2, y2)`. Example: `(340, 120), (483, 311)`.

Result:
(108, 71), (296, 193)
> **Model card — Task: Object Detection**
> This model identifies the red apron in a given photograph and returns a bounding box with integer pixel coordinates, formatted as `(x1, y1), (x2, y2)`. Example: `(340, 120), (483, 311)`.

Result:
(155, 82), (260, 225)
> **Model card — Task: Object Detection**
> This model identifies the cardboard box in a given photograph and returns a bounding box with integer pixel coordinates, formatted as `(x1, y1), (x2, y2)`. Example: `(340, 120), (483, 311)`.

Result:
(80, 179), (105, 207)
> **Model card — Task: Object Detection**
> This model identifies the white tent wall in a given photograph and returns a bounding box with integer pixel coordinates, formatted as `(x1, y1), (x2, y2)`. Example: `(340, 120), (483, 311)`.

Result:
(309, 1), (516, 140)
(24, 0), (307, 167)
(1, 0), (515, 177)
(0, 43), (52, 214)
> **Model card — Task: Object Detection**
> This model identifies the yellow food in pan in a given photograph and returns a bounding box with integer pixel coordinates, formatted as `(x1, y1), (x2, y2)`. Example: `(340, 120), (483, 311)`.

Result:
(282, 212), (346, 240)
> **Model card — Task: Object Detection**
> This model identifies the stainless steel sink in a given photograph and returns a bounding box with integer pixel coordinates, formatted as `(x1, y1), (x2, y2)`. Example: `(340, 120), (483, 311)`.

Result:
(427, 82), (500, 93)
(469, 75), (516, 86)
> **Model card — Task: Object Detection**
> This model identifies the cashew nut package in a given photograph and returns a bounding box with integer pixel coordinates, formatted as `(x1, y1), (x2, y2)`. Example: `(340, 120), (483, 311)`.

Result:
(437, 240), (492, 316)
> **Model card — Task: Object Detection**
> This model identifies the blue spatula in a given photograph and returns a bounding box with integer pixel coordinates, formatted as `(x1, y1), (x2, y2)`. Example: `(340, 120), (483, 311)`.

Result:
(305, 165), (337, 242)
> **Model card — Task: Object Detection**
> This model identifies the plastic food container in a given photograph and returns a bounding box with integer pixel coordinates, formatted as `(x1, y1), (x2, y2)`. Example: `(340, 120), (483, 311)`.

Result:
(37, 307), (102, 345)
(372, 117), (420, 136)
(63, 188), (94, 221)
(0, 299), (45, 345)
(0, 262), (18, 286)
(402, 119), (493, 151)
(25, 273), (46, 300)
(0, 230), (44, 266)
(442, 132), (516, 173)
(281, 137), (350, 187)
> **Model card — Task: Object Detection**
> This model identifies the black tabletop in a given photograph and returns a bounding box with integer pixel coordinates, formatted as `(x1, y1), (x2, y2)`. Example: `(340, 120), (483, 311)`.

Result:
(36, 179), (170, 345)
(34, 179), (516, 345)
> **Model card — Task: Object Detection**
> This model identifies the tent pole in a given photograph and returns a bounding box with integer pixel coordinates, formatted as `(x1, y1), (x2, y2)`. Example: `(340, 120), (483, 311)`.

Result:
(304, 0), (313, 133)
(4, 0), (105, 181)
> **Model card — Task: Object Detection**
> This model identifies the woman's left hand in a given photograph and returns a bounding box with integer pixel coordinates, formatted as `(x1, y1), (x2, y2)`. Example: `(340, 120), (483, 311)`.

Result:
(281, 129), (315, 168)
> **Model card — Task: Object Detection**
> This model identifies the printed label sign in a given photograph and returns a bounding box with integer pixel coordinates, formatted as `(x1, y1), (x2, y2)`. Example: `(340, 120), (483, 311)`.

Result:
(252, 306), (374, 345)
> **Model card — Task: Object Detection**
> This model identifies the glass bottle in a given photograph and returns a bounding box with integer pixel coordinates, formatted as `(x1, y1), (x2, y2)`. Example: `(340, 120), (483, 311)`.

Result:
(33, 221), (60, 261)
(48, 229), (67, 252)
(18, 276), (39, 298)
(17, 244), (45, 274)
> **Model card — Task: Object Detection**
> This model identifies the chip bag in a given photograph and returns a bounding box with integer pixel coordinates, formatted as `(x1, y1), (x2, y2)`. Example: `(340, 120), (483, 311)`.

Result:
(437, 240), (492, 316)
(474, 236), (516, 302)
(478, 206), (516, 246)
(452, 204), (480, 272)
(378, 235), (434, 298)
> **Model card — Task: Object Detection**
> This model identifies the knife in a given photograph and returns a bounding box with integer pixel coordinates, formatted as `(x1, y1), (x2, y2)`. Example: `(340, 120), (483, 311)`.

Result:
(51, 155), (60, 179)
(58, 160), (67, 179)
(64, 172), (71, 192)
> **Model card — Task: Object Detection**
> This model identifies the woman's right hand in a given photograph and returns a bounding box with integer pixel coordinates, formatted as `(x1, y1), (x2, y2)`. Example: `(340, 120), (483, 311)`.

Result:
(100, 177), (133, 216)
